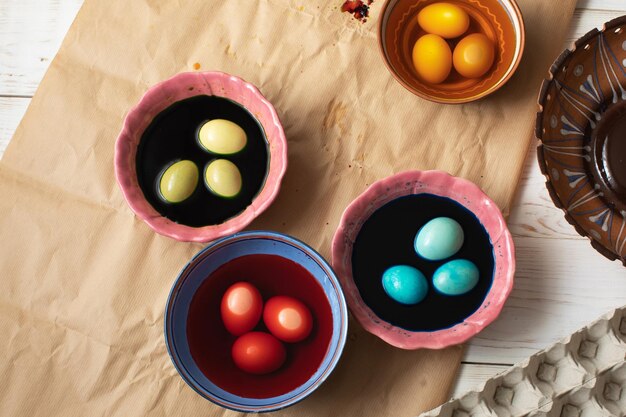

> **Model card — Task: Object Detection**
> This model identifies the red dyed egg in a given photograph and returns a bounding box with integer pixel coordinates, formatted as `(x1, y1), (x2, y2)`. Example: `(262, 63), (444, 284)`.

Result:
(231, 332), (286, 375)
(263, 296), (313, 343)
(220, 282), (263, 336)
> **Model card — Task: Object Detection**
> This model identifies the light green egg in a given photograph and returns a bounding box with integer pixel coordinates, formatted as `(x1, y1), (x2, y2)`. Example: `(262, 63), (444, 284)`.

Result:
(414, 217), (464, 261)
(432, 259), (479, 296)
(158, 160), (199, 203)
(204, 159), (242, 198)
(197, 119), (247, 155)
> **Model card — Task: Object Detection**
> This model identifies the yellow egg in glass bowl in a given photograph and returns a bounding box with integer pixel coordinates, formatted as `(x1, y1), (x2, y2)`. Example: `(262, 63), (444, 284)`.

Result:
(378, 0), (525, 103)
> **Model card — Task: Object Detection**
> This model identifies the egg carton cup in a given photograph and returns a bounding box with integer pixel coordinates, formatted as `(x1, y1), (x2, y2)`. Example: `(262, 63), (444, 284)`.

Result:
(419, 306), (626, 417)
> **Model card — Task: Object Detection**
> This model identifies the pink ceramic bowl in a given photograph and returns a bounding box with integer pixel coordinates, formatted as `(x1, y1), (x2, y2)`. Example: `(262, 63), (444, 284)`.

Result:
(331, 170), (515, 349)
(115, 71), (287, 242)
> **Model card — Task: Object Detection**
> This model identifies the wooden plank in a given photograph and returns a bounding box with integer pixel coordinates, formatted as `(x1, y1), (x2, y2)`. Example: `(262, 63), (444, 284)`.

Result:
(0, 97), (30, 159)
(507, 146), (584, 240)
(576, 0), (626, 12)
(464, 236), (626, 365)
(451, 364), (510, 399)
(565, 9), (626, 45)
(0, 0), (83, 97)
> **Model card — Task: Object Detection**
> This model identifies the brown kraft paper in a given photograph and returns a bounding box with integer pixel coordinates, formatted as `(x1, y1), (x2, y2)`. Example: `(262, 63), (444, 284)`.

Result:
(0, 0), (576, 416)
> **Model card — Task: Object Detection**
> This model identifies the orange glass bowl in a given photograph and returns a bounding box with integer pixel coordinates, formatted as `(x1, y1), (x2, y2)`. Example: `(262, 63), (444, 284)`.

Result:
(378, 0), (525, 104)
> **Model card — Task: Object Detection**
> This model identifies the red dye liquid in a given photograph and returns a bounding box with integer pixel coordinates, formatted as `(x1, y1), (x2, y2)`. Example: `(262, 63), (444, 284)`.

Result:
(341, 0), (373, 22)
(186, 254), (334, 399)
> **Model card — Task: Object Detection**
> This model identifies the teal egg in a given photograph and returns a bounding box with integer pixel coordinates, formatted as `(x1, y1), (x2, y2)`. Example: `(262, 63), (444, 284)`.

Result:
(382, 265), (428, 305)
(414, 217), (464, 261)
(432, 259), (479, 296)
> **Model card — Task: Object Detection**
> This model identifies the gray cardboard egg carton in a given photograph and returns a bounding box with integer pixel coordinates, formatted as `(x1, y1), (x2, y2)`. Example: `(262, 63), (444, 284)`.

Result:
(420, 307), (626, 417)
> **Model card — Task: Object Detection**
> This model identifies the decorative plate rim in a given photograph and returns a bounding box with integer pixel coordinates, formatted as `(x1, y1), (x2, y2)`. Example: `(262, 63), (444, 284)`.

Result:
(114, 71), (288, 242)
(331, 170), (515, 350)
(536, 15), (626, 266)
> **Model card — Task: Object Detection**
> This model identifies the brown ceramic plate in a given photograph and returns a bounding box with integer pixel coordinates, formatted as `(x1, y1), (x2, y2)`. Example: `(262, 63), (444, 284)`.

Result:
(378, 0), (525, 104)
(537, 16), (626, 266)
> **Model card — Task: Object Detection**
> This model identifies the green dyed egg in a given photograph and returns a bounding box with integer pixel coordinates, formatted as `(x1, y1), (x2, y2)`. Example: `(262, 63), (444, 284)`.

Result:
(158, 160), (199, 203)
(198, 119), (247, 155)
(414, 217), (464, 261)
(432, 259), (479, 296)
(204, 159), (242, 198)
(382, 265), (428, 305)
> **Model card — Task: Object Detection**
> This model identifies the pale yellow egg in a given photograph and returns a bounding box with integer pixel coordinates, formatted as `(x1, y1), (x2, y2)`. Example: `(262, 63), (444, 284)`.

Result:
(204, 159), (242, 198)
(198, 119), (247, 155)
(159, 160), (199, 203)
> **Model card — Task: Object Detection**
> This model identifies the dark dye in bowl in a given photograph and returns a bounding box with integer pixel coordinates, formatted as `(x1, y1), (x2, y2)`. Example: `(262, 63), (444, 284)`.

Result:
(351, 194), (494, 331)
(136, 95), (269, 227)
(186, 254), (333, 399)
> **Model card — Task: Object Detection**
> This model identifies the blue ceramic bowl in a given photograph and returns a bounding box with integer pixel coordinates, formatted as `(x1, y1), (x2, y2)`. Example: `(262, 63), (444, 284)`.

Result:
(164, 231), (348, 412)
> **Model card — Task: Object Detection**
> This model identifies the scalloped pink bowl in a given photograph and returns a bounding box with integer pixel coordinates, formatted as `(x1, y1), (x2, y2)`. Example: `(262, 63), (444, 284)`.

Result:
(331, 171), (515, 350)
(115, 72), (287, 242)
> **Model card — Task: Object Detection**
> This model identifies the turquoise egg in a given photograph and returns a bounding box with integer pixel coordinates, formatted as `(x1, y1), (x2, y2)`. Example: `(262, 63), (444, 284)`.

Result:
(414, 217), (464, 261)
(382, 265), (428, 305)
(432, 259), (479, 296)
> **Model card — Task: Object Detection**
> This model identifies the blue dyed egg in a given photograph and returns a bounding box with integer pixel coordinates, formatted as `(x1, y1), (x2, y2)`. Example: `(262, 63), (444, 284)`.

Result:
(382, 265), (428, 305)
(414, 217), (464, 261)
(432, 259), (479, 296)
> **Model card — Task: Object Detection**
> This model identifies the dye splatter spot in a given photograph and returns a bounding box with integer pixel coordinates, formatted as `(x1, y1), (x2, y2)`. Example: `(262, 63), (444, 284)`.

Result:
(193, 62), (201, 70)
(341, 0), (373, 23)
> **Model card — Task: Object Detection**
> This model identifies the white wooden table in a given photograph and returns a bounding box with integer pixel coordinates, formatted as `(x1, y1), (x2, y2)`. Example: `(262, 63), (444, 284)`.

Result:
(1, 0), (625, 401)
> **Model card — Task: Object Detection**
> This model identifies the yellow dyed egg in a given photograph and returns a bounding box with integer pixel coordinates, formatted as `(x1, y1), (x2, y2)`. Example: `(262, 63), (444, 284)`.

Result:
(198, 119), (247, 155)
(417, 3), (470, 39)
(453, 33), (495, 78)
(204, 159), (242, 198)
(159, 160), (199, 203)
(412, 34), (452, 84)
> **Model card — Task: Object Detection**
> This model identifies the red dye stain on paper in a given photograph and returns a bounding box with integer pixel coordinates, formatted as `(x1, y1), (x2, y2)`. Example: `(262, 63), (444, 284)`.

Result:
(341, 0), (373, 23)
